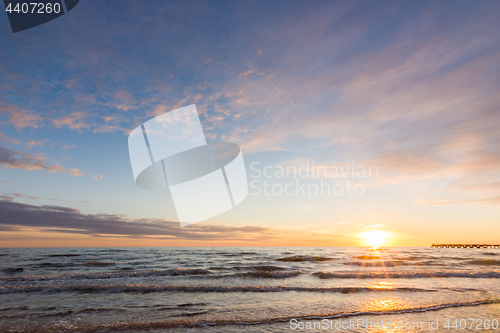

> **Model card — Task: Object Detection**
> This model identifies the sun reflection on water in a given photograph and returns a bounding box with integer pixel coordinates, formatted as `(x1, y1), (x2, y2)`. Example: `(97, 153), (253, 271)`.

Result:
(370, 281), (393, 289)
(364, 298), (407, 312)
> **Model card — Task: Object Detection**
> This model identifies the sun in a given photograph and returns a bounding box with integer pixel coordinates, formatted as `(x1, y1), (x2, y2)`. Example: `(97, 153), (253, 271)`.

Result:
(360, 230), (389, 248)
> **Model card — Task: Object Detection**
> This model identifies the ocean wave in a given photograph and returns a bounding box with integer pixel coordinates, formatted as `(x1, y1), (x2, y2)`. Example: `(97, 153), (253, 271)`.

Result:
(212, 251), (259, 256)
(2, 267), (23, 274)
(32, 262), (67, 268)
(344, 261), (405, 267)
(126, 302), (209, 309)
(4, 299), (497, 332)
(353, 255), (382, 260)
(0, 283), (437, 294)
(353, 255), (439, 262)
(406, 255), (435, 260)
(177, 302), (209, 307)
(45, 254), (80, 257)
(0, 308), (208, 321)
(313, 270), (500, 279)
(468, 259), (500, 266)
(343, 260), (443, 267)
(276, 256), (336, 262)
(5, 267), (500, 283)
(0, 268), (305, 282)
(168, 310), (210, 317)
(30, 261), (119, 269)
(208, 265), (286, 271)
(0, 307), (125, 320)
(0, 268), (212, 282)
(82, 261), (116, 267)
(231, 271), (303, 278)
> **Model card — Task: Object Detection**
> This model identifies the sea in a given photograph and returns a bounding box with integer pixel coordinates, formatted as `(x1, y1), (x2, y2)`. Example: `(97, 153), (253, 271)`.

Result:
(0, 247), (499, 332)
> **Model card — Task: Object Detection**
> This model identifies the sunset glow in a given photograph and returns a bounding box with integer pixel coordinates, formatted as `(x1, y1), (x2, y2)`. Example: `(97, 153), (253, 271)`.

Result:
(360, 231), (390, 249)
(0, 1), (499, 248)
(1, 2), (500, 332)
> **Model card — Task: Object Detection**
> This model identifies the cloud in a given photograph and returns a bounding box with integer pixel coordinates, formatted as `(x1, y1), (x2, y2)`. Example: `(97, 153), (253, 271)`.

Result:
(0, 0), (498, 210)
(0, 133), (21, 145)
(203, 2), (500, 206)
(0, 192), (64, 202)
(51, 111), (91, 131)
(62, 144), (75, 150)
(297, 203), (318, 213)
(0, 146), (84, 176)
(0, 225), (21, 232)
(112, 90), (138, 111)
(418, 197), (500, 206)
(0, 195), (14, 202)
(3, 192), (38, 201)
(92, 174), (103, 181)
(0, 200), (354, 244)
(0, 103), (41, 128)
(26, 139), (48, 149)
(0, 200), (289, 241)
(50, 110), (128, 134)
(68, 168), (85, 176)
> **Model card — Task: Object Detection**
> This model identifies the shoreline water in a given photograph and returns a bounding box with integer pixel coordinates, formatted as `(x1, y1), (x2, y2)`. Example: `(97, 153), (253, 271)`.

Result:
(0, 247), (498, 332)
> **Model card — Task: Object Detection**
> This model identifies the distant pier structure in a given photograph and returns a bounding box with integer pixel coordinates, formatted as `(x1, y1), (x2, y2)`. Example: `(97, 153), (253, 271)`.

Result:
(431, 243), (500, 249)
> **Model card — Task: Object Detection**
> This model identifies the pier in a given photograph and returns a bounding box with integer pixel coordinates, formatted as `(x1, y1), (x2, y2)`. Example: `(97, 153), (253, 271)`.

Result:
(431, 243), (500, 249)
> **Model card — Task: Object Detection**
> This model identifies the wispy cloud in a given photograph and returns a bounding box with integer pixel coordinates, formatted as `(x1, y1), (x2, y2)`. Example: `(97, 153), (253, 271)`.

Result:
(203, 2), (500, 206)
(0, 192), (37, 201)
(25, 139), (48, 149)
(0, 133), (21, 145)
(0, 192), (64, 202)
(51, 111), (91, 131)
(0, 146), (84, 176)
(0, 103), (41, 129)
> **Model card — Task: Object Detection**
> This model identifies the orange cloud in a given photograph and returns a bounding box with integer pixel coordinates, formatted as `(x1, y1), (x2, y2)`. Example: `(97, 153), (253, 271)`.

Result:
(52, 111), (90, 131)
(26, 139), (48, 149)
(0, 103), (41, 128)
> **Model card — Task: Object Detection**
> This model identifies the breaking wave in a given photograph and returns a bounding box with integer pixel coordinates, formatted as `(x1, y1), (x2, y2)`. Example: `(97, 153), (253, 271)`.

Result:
(0, 268), (212, 282)
(276, 256), (337, 262)
(468, 259), (500, 266)
(0, 284), (437, 295)
(2, 299), (497, 332)
(313, 270), (500, 279)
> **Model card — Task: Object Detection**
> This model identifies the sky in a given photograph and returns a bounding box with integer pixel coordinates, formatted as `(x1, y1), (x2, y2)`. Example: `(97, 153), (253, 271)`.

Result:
(1, 0), (499, 247)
